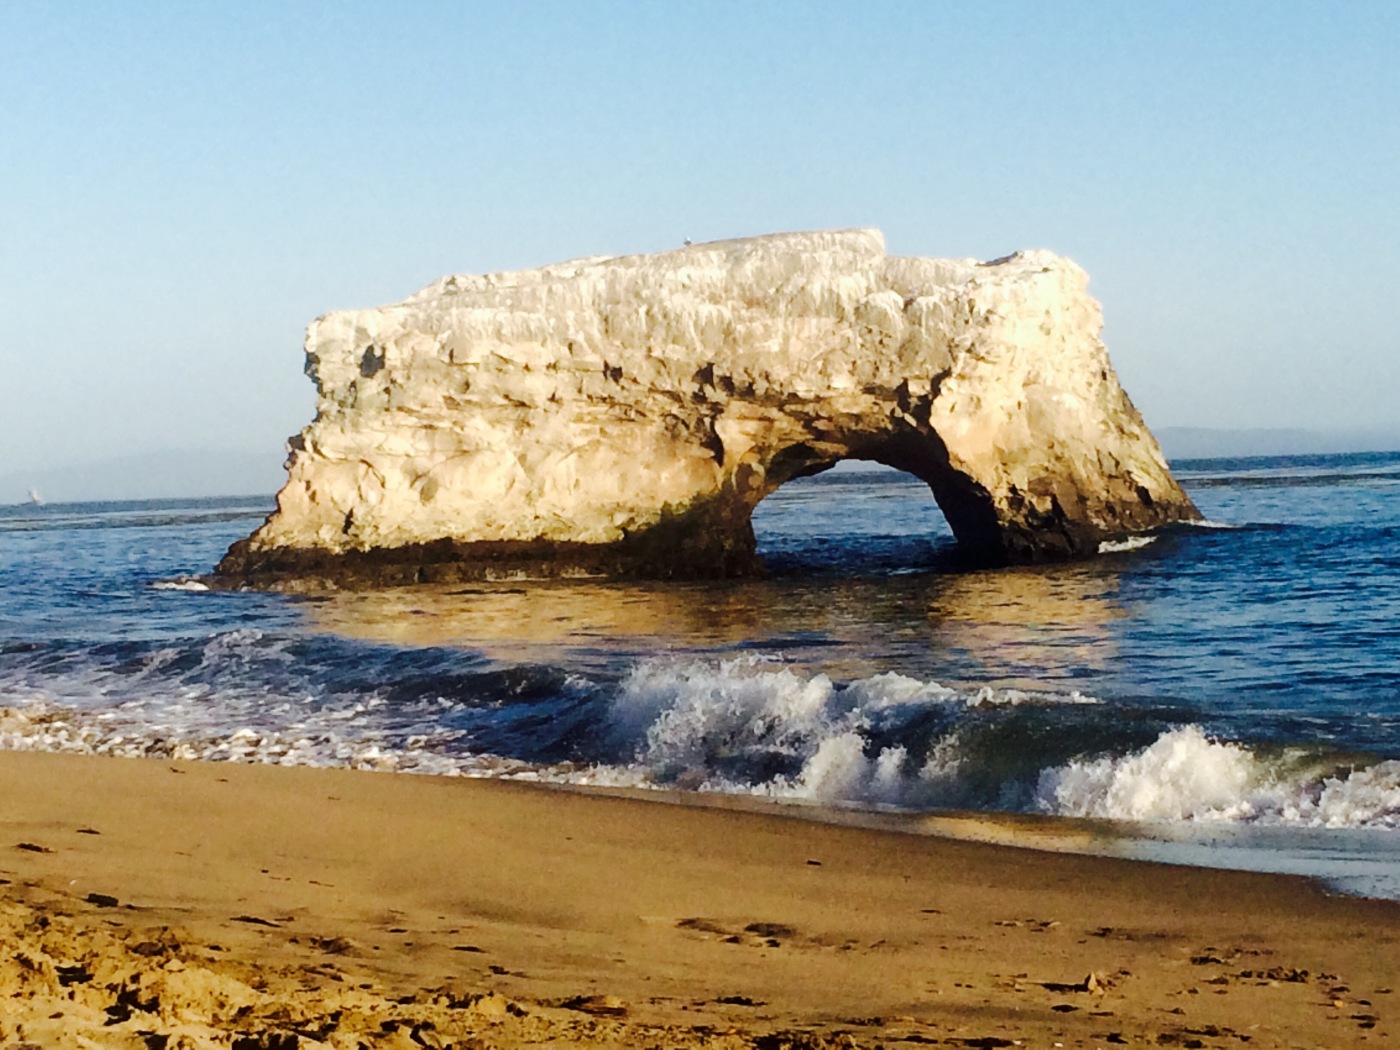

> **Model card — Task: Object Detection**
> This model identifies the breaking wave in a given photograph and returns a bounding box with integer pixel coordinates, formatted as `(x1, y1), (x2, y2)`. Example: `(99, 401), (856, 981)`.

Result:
(598, 660), (1400, 828)
(150, 578), (211, 592)
(4, 641), (1400, 829)
(603, 656), (1105, 808)
(1038, 726), (1400, 828)
(1098, 535), (1157, 554)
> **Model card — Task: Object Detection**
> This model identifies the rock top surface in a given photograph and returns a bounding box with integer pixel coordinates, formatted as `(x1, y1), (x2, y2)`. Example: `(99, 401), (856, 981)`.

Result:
(218, 229), (1197, 586)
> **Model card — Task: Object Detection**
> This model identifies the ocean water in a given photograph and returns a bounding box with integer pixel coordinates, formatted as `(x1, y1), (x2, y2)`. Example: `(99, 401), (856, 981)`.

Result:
(3, 453), (1400, 896)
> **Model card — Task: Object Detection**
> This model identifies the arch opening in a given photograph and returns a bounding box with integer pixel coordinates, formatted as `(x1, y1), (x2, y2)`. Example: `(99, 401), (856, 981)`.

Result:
(747, 434), (1003, 576)
(750, 463), (958, 576)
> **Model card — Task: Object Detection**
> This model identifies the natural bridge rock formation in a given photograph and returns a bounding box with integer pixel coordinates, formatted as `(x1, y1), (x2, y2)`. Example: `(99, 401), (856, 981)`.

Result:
(217, 229), (1198, 587)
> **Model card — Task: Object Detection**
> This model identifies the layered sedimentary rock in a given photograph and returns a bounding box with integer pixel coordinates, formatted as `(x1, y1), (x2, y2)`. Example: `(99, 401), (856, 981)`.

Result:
(217, 229), (1197, 586)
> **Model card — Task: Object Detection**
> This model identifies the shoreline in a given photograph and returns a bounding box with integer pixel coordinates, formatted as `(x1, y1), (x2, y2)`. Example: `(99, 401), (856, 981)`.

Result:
(3, 751), (1398, 1048)
(545, 780), (1400, 900)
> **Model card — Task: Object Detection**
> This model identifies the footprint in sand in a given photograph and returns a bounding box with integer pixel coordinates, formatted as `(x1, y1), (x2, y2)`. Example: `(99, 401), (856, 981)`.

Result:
(308, 935), (355, 955)
(714, 994), (766, 1007)
(231, 914), (282, 928)
(675, 917), (805, 949)
(558, 993), (626, 1016)
(993, 917), (1059, 933)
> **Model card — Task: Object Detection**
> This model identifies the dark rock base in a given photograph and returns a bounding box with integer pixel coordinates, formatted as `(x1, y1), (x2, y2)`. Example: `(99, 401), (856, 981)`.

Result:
(211, 533), (765, 592)
(210, 509), (1198, 593)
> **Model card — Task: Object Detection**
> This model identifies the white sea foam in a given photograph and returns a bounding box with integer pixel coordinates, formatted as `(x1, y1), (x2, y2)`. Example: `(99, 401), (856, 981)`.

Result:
(151, 578), (210, 591)
(1036, 726), (1257, 821)
(611, 665), (1400, 826)
(1097, 535), (1157, 554)
(606, 657), (1099, 807)
(1037, 726), (1400, 828)
(0, 696), (548, 779)
(7, 647), (1400, 831)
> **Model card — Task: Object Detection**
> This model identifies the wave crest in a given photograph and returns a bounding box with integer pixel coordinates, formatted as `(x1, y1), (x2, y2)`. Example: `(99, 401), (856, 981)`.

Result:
(608, 657), (1101, 806)
(1037, 726), (1400, 828)
(6, 644), (1400, 831)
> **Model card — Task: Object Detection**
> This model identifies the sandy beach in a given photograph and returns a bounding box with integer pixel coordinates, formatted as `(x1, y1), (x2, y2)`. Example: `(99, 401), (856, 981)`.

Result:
(0, 753), (1394, 1048)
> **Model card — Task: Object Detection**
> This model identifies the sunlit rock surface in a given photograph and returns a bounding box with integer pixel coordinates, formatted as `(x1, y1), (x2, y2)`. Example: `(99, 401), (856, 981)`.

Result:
(217, 229), (1197, 586)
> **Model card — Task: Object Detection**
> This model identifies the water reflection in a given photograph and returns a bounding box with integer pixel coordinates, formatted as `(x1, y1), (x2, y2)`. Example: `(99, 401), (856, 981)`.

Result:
(301, 560), (1126, 687)
(926, 565), (1126, 685)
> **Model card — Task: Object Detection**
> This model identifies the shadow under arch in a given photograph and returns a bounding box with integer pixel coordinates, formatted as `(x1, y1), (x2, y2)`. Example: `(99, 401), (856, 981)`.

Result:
(750, 464), (957, 577)
(746, 429), (1005, 575)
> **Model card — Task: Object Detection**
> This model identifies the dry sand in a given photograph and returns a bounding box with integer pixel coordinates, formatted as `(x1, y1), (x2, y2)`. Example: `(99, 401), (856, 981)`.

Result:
(1, 751), (1397, 1049)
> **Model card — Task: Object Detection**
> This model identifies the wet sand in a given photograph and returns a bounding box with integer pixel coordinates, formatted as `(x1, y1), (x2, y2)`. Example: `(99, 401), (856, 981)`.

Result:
(1, 751), (1397, 1048)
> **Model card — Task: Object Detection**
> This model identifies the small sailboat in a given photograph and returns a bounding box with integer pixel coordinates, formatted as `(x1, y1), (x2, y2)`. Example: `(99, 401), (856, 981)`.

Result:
(27, 488), (45, 507)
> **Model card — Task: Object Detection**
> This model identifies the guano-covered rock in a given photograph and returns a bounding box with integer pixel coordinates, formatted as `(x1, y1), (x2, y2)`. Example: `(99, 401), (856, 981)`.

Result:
(217, 229), (1198, 587)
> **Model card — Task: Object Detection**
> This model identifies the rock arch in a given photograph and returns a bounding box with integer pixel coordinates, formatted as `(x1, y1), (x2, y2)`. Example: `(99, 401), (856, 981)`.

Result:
(216, 230), (1198, 588)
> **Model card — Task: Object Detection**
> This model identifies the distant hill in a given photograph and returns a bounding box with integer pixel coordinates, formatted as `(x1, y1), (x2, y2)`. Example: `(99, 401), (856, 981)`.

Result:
(1, 448), (285, 504)
(1156, 427), (1400, 461)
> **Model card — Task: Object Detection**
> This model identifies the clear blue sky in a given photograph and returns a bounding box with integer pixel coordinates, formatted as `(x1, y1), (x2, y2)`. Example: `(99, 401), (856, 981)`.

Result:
(3, 1), (1397, 472)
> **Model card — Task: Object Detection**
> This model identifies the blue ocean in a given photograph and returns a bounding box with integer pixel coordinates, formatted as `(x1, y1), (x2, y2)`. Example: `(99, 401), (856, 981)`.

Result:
(3, 452), (1400, 895)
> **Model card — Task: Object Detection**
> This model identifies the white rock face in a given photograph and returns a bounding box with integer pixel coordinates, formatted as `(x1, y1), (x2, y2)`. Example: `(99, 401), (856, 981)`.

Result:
(220, 229), (1196, 585)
